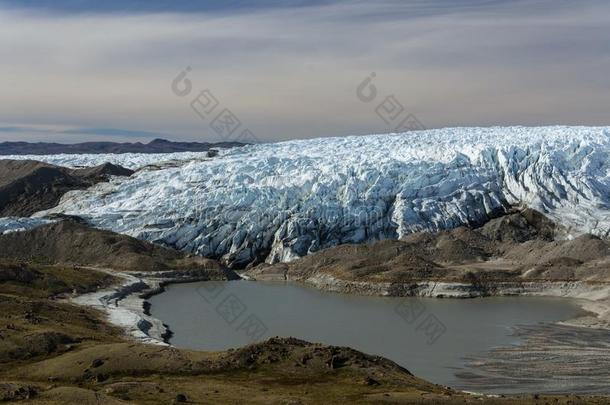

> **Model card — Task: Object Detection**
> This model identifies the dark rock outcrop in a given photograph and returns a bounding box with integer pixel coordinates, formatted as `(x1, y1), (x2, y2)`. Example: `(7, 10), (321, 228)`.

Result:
(0, 159), (134, 216)
(248, 208), (610, 285)
(0, 220), (234, 275)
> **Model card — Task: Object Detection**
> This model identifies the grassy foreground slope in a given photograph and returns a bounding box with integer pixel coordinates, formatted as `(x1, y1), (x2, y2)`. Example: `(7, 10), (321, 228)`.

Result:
(1, 262), (607, 405)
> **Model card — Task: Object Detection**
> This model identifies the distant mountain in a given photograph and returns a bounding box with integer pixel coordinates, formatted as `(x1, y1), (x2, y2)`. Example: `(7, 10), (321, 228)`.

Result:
(0, 138), (246, 155)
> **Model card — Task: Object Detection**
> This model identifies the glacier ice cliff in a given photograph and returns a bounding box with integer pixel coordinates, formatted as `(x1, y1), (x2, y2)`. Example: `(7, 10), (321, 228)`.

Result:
(24, 126), (610, 266)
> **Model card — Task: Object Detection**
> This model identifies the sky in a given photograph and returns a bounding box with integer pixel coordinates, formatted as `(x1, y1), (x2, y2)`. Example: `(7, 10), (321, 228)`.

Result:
(1, 0), (609, 143)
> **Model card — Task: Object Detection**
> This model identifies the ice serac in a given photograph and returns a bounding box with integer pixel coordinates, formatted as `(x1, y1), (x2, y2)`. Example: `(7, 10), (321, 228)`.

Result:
(34, 126), (610, 267)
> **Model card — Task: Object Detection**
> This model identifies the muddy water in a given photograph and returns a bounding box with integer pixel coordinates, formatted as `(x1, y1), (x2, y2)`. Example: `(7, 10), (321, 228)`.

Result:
(148, 280), (586, 393)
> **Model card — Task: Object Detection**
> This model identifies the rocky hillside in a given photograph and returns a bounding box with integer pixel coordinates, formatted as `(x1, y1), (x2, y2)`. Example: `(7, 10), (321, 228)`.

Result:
(0, 219), (237, 276)
(247, 209), (610, 286)
(0, 159), (133, 216)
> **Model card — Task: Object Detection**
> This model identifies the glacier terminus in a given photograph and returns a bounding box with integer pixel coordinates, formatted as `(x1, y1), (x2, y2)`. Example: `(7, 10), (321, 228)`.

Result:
(15, 126), (610, 267)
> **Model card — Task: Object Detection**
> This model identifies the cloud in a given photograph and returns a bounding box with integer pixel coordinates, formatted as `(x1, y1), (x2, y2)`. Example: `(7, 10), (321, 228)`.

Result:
(0, 0), (337, 14)
(0, 0), (609, 142)
(0, 127), (29, 133)
(0, 124), (169, 142)
(60, 127), (168, 138)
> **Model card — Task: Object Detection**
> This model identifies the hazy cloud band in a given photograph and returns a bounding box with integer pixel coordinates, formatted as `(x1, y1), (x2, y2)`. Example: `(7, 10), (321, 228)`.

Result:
(1, 0), (609, 142)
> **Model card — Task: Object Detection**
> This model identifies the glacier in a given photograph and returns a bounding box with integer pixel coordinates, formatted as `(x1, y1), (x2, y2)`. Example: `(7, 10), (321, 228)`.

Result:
(0, 217), (54, 235)
(0, 150), (230, 170)
(16, 126), (610, 267)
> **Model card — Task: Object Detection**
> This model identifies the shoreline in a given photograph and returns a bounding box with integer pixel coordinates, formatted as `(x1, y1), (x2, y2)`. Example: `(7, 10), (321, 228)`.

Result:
(298, 273), (610, 330)
(71, 268), (610, 348)
(69, 267), (234, 345)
